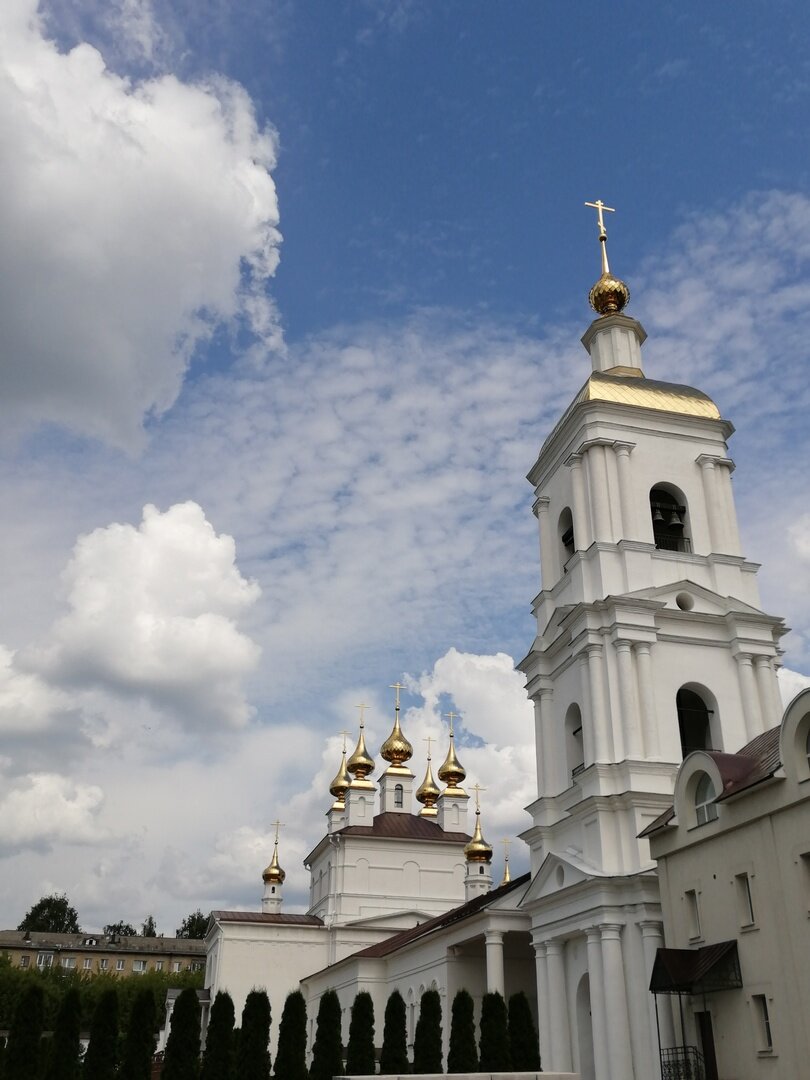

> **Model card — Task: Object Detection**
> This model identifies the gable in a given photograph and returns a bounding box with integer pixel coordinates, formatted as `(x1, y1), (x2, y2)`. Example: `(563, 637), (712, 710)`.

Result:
(624, 580), (764, 618)
(520, 851), (598, 906)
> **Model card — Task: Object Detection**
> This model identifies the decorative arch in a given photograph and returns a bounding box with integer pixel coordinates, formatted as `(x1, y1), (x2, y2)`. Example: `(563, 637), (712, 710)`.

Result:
(394, 783), (404, 807)
(565, 702), (585, 779)
(780, 685), (810, 783)
(676, 683), (719, 757)
(675, 752), (723, 830)
(650, 483), (691, 553)
(558, 506), (575, 566)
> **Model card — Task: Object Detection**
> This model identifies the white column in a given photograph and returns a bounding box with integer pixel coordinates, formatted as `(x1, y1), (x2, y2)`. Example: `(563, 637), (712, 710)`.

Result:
(532, 935), (551, 1071)
(587, 445), (612, 542)
(717, 460), (742, 555)
(600, 924), (634, 1080)
(485, 930), (505, 996)
(533, 495), (554, 589)
(753, 655), (781, 731)
(698, 456), (725, 553)
(578, 651), (595, 767)
(736, 653), (763, 742)
(569, 453), (592, 550)
(587, 643), (611, 762)
(616, 639), (643, 759)
(534, 688), (554, 797)
(545, 939), (572, 1072)
(614, 442), (636, 541)
(585, 927), (611, 1080)
(641, 921), (674, 1073)
(635, 641), (660, 759)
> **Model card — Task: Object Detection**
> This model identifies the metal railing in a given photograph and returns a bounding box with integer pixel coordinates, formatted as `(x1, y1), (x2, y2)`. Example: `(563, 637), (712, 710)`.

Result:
(654, 533), (693, 553)
(660, 1046), (706, 1080)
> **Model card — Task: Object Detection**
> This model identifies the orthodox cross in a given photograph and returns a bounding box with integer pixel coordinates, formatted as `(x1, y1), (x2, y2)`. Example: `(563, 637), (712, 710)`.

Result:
(444, 710), (458, 735)
(338, 729), (351, 752)
(389, 682), (406, 711)
(585, 199), (615, 273)
(501, 838), (511, 858)
(355, 702), (368, 728)
(270, 819), (285, 845)
(423, 734), (433, 759)
(471, 782), (487, 810)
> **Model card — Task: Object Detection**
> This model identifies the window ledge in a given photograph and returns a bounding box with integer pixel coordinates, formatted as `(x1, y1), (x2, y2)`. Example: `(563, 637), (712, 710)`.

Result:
(740, 922), (759, 934)
(756, 1049), (777, 1058)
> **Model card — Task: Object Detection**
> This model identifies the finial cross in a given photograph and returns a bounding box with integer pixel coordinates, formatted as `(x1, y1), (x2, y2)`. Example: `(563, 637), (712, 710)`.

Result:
(270, 819), (285, 844)
(423, 735), (433, 759)
(355, 702), (368, 728)
(389, 682), (406, 710)
(444, 710), (458, 734)
(338, 729), (351, 751)
(501, 838), (511, 857)
(585, 199), (615, 274)
(471, 782), (487, 810)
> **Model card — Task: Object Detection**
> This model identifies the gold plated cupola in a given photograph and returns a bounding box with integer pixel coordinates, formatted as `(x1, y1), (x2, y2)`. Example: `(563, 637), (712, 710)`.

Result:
(329, 739), (351, 810)
(437, 711), (467, 796)
(347, 703), (375, 789)
(464, 788), (493, 864)
(415, 735), (441, 817)
(380, 681), (414, 775)
(585, 199), (630, 316)
(262, 821), (286, 884)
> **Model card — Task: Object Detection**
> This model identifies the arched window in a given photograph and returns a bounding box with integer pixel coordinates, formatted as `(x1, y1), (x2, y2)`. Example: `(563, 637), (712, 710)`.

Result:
(694, 772), (718, 826)
(394, 783), (404, 808)
(677, 688), (714, 756)
(558, 507), (575, 566)
(565, 703), (585, 779)
(650, 486), (691, 553)
(479, 865), (484, 875)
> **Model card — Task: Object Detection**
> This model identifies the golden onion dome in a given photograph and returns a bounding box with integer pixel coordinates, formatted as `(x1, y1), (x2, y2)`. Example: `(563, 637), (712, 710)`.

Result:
(588, 271), (630, 316)
(380, 712), (413, 766)
(437, 732), (467, 792)
(347, 727), (375, 781)
(415, 760), (441, 813)
(500, 857), (512, 887)
(329, 749), (351, 805)
(262, 842), (286, 885)
(464, 809), (493, 863)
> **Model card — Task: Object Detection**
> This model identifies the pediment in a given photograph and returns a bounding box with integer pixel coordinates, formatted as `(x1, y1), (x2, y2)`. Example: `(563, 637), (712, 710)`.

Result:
(624, 580), (764, 618)
(520, 851), (598, 906)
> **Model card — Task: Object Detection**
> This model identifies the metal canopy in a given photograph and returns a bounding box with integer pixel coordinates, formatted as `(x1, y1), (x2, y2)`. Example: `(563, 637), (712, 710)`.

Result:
(650, 940), (743, 995)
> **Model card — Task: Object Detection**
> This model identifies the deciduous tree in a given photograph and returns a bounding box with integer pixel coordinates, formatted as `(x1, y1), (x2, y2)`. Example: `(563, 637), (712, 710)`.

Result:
(273, 991), (307, 1080)
(309, 989), (343, 1080)
(141, 915), (157, 938)
(17, 894), (80, 934)
(103, 921), (136, 938)
(378, 990), (408, 1076)
(412, 989), (442, 1074)
(345, 991), (375, 1076)
(175, 910), (208, 939)
(447, 989), (478, 1073)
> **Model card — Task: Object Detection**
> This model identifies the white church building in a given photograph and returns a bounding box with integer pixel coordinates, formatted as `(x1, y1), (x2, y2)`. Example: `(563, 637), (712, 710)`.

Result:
(203, 212), (809, 1080)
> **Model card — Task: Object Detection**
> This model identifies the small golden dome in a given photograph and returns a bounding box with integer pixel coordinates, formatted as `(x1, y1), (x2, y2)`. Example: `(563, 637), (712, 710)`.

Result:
(262, 842), (285, 885)
(438, 732), (467, 793)
(589, 271), (630, 316)
(500, 858), (511, 887)
(415, 760), (441, 813)
(347, 728), (375, 782)
(464, 809), (493, 863)
(329, 749), (350, 806)
(380, 712), (413, 766)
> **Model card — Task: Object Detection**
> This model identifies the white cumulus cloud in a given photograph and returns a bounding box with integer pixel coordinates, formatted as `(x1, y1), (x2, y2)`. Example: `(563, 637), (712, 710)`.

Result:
(0, 0), (281, 446)
(0, 773), (106, 853)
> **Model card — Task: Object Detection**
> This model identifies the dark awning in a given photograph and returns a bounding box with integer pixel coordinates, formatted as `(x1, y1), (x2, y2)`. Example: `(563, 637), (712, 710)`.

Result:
(650, 941), (742, 995)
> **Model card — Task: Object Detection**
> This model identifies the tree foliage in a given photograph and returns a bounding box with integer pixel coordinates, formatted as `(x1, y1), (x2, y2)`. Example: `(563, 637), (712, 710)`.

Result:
(44, 986), (81, 1080)
(236, 990), (271, 1080)
(447, 989), (478, 1073)
(478, 991), (510, 1072)
(274, 991), (307, 1080)
(17, 894), (80, 934)
(83, 988), (119, 1080)
(508, 991), (541, 1071)
(118, 988), (157, 1080)
(200, 990), (235, 1080)
(5, 982), (45, 1080)
(345, 991), (375, 1076)
(162, 987), (201, 1080)
(103, 922), (136, 938)
(309, 989), (343, 1080)
(378, 990), (408, 1076)
(412, 989), (442, 1074)
(175, 910), (208, 940)
(141, 915), (157, 938)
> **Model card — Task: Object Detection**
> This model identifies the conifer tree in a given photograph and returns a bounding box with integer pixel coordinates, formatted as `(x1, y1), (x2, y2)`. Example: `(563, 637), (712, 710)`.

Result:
(447, 989), (478, 1073)
(309, 989), (343, 1080)
(345, 992), (375, 1076)
(201, 990), (236, 1080)
(507, 991), (540, 1071)
(83, 988), (119, 1080)
(236, 990), (271, 1080)
(273, 991), (307, 1080)
(412, 989), (442, 1074)
(118, 987), (157, 1080)
(5, 982), (45, 1080)
(478, 991), (510, 1072)
(162, 987), (201, 1080)
(45, 987), (82, 1080)
(378, 990), (408, 1076)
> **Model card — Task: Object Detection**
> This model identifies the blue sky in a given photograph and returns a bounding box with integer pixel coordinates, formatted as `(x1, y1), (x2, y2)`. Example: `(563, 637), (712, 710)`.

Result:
(1, 0), (809, 931)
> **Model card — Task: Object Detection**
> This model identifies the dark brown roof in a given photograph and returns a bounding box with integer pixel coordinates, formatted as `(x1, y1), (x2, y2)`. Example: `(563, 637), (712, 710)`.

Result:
(338, 812), (470, 843)
(649, 941), (742, 994)
(351, 872), (531, 959)
(211, 911), (323, 926)
(639, 725), (783, 839)
(0, 930), (204, 955)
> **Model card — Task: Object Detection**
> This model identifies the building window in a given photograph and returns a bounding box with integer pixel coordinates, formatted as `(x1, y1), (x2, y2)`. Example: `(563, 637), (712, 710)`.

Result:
(191, 961), (203, 972)
(565, 702), (585, 779)
(19, 956), (29, 968)
(133, 960), (147, 973)
(155, 960), (163, 972)
(694, 772), (718, 826)
(558, 506), (575, 566)
(99, 958), (108, 970)
(394, 784), (404, 808)
(83, 958), (92, 970)
(116, 959), (125, 971)
(61, 957), (76, 969)
(650, 487), (691, 552)
(172, 961), (181, 972)
(753, 994), (773, 1051)
(83, 937), (98, 946)
(36, 952), (54, 969)
(735, 873), (755, 926)
(685, 889), (702, 940)
(677, 688), (714, 756)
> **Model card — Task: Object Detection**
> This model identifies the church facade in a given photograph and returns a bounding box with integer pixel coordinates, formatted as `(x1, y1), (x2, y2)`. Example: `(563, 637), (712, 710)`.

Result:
(204, 217), (805, 1080)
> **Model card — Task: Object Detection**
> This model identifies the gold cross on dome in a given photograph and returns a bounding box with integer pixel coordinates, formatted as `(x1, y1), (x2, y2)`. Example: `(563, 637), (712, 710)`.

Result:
(338, 729), (351, 752)
(501, 838), (511, 856)
(423, 735), (433, 759)
(585, 199), (615, 239)
(389, 682), (406, 710)
(270, 819), (285, 843)
(471, 782), (487, 810)
(443, 710), (458, 734)
(355, 703), (368, 728)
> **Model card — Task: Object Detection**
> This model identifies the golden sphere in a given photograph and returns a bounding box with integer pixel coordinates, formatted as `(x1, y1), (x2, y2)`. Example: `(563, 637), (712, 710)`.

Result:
(588, 271), (630, 316)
